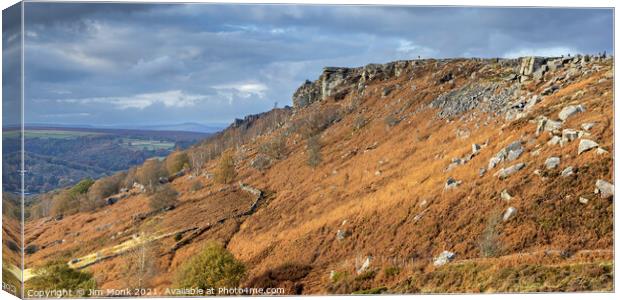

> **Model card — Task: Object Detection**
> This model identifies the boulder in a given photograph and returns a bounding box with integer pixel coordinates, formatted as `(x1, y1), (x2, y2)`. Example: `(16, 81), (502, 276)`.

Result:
(581, 122), (595, 131)
(547, 136), (561, 146)
(579, 197), (589, 204)
(596, 147), (609, 155)
(433, 251), (456, 266)
(488, 156), (503, 169)
(524, 95), (540, 110)
(594, 179), (614, 198)
(479, 168), (487, 177)
(545, 157), (560, 169)
(336, 229), (349, 241)
(472, 143), (482, 155)
(558, 104), (586, 121)
(578, 139), (599, 155)
(544, 119), (562, 132)
(445, 177), (461, 190)
(561, 129), (579, 142)
(497, 163), (526, 179)
(503, 207), (517, 221)
(560, 166), (574, 177)
(500, 189), (513, 201)
(507, 148), (524, 161)
(356, 256), (372, 274)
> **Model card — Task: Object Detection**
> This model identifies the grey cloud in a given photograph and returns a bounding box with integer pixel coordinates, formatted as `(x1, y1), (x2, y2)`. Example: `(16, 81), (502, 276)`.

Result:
(16, 3), (613, 127)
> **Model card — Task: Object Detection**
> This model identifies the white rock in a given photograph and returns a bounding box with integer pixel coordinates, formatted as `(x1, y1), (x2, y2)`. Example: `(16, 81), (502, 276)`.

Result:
(433, 251), (456, 266)
(496, 163), (526, 179)
(545, 157), (560, 169)
(507, 148), (524, 161)
(356, 256), (373, 274)
(500, 189), (513, 201)
(503, 207), (517, 221)
(581, 122), (595, 131)
(578, 139), (599, 155)
(472, 143), (482, 155)
(559, 104), (586, 121)
(579, 197), (589, 204)
(545, 119), (563, 132)
(560, 166), (574, 177)
(547, 136), (561, 146)
(561, 129), (579, 142)
(596, 147), (609, 155)
(595, 179), (614, 198)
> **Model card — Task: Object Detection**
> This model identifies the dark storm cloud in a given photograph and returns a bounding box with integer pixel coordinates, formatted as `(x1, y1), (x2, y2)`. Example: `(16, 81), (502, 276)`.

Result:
(20, 3), (613, 127)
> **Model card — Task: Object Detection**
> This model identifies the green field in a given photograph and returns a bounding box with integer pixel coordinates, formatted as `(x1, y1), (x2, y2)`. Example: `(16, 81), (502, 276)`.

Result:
(122, 138), (176, 151)
(3, 130), (104, 139)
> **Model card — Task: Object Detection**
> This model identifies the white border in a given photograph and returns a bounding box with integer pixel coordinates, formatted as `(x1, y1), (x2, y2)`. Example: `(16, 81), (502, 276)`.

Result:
(0, 1), (617, 300)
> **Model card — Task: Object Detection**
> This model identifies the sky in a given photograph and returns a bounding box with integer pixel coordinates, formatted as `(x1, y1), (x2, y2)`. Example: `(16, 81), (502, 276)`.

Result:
(3, 3), (614, 128)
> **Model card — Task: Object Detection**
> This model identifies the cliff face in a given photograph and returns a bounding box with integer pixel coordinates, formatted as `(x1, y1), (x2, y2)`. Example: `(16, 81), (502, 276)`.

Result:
(23, 54), (613, 295)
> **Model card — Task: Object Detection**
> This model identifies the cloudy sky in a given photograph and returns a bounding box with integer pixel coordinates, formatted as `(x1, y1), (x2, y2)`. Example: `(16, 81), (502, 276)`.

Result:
(4, 3), (613, 128)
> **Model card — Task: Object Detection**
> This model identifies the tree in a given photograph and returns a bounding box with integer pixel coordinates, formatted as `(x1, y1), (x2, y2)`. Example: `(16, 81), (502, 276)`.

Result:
(137, 159), (166, 193)
(175, 242), (245, 293)
(124, 241), (158, 290)
(215, 150), (236, 184)
(306, 135), (322, 168)
(166, 151), (190, 175)
(26, 260), (96, 293)
(189, 150), (207, 176)
(84, 172), (124, 211)
(148, 185), (178, 211)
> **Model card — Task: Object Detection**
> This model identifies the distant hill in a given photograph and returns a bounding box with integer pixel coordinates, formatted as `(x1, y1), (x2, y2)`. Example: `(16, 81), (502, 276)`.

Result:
(2, 126), (213, 194)
(23, 122), (226, 134)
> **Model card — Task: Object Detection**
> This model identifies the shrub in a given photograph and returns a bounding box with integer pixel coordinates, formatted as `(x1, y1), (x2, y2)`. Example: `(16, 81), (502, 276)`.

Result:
(190, 180), (204, 192)
(69, 178), (95, 196)
(215, 150), (236, 184)
(298, 107), (342, 138)
(383, 266), (401, 277)
(251, 154), (272, 172)
(50, 191), (80, 216)
(306, 135), (322, 167)
(166, 151), (190, 175)
(148, 185), (178, 211)
(175, 242), (245, 293)
(353, 115), (368, 131)
(259, 135), (286, 159)
(26, 260), (96, 292)
(83, 172), (124, 211)
(384, 115), (400, 127)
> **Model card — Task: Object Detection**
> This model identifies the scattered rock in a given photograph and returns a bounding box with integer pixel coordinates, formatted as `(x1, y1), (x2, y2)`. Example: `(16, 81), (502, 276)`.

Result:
(594, 179), (614, 198)
(545, 157), (560, 169)
(547, 136), (561, 146)
(336, 229), (350, 241)
(500, 189), (513, 201)
(445, 177), (461, 190)
(581, 122), (595, 131)
(544, 119), (563, 132)
(507, 148), (524, 161)
(472, 143), (482, 155)
(561, 129), (578, 142)
(596, 147), (609, 155)
(479, 168), (487, 177)
(558, 104), (585, 121)
(524, 95), (540, 110)
(503, 207), (517, 221)
(579, 197), (589, 204)
(560, 166), (574, 177)
(530, 148), (541, 156)
(357, 256), (372, 274)
(578, 139), (599, 155)
(496, 163), (526, 179)
(433, 251), (456, 266)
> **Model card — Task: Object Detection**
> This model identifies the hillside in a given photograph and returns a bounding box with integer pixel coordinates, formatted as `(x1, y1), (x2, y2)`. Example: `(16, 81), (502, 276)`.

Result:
(19, 55), (613, 295)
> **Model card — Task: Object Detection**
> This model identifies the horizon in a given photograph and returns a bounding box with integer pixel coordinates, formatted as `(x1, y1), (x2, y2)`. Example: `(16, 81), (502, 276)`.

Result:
(2, 3), (613, 127)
